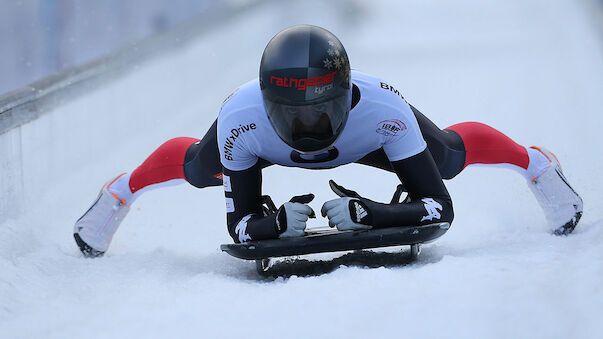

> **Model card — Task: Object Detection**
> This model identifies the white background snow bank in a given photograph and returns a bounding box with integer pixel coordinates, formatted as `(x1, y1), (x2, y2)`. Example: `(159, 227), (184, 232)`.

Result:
(1, 1), (602, 338)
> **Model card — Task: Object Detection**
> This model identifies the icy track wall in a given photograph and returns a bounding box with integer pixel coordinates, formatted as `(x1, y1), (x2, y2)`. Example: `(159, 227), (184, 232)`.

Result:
(0, 0), (363, 222)
(0, 0), (269, 220)
(0, 0), (218, 94)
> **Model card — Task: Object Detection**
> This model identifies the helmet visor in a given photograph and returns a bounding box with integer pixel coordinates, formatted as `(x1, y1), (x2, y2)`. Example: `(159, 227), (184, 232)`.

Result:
(265, 95), (349, 153)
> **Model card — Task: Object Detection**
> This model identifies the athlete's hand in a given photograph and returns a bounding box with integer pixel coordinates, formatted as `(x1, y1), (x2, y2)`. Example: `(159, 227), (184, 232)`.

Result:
(321, 180), (372, 231)
(277, 194), (316, 238)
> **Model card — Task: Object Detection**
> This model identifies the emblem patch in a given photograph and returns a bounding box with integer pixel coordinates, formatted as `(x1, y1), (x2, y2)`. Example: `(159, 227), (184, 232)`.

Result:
(420, 198), (443, 222)
(376, 119), (407, 137)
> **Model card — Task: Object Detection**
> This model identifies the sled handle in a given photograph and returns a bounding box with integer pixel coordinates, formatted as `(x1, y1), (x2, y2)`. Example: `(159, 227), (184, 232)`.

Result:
(262, 195), (279, 215)
(390, 184), (406, 204)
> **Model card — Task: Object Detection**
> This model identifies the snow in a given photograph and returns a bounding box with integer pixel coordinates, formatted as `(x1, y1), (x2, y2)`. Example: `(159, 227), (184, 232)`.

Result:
(1, 1), (602, 338)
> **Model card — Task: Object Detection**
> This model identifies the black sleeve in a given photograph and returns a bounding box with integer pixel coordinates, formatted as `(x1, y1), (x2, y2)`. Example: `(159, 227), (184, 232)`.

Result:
(359, 148), (454, 227)
(223, 161), (280, 243)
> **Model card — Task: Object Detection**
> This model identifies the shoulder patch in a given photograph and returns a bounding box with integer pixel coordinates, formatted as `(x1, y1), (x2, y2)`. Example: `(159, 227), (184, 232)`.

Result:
(376, 119), (407, 137)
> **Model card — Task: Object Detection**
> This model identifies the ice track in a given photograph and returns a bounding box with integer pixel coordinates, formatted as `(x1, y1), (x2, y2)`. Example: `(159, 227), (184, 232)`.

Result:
(1, 1), (602, 338)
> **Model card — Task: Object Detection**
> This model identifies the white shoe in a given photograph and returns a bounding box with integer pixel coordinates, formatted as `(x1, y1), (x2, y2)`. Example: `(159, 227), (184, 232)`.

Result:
(528, 147), (583, 235)
(74, 174), (130, 256)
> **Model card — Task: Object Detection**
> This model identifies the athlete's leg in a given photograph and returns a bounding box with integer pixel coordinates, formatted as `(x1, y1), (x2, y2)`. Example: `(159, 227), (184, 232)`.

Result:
(363, 105), (552, 181)
(445, 121), (549, 180)
(106, 120), (222, 204)
(357, 105), (582, 234)
(445, 119), (582, 234)
(74, 120), (223, 256)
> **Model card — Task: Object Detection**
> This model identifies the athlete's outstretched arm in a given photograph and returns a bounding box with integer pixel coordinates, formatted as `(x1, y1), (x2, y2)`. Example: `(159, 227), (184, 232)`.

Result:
(223, 162), (279, 243)
(375, 148), (453, 226)
(223, 162), (315, 243)
(322, 148), (453, 230)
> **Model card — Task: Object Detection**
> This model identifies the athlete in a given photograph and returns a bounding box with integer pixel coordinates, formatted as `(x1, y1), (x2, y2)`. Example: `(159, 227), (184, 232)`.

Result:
(73, 25), (583, 257)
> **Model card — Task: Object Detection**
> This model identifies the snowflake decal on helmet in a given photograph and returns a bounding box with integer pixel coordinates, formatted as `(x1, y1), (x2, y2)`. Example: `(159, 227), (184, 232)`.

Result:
(327, 49), (335, 57)
(334, 58), (342, 69)
(328, 40), (335, 46)
(323, 58), (333, 69)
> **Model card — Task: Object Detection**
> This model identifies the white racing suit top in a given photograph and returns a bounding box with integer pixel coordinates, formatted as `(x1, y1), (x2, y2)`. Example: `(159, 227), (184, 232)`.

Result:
(218, 71), (426, 171)
(217, 71), (452, 243)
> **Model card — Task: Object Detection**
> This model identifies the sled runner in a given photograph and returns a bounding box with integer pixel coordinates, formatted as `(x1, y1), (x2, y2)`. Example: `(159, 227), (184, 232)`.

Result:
(221, 222), (450, 276)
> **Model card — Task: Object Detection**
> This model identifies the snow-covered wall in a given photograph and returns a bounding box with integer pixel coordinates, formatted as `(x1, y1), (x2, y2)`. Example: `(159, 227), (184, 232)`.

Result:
(0, 0), (217, 94)
(0, 0), (264, 220)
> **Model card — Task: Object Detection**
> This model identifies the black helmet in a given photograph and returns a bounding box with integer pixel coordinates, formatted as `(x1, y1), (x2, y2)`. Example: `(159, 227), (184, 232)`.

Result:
(260, 25), (351, 154)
